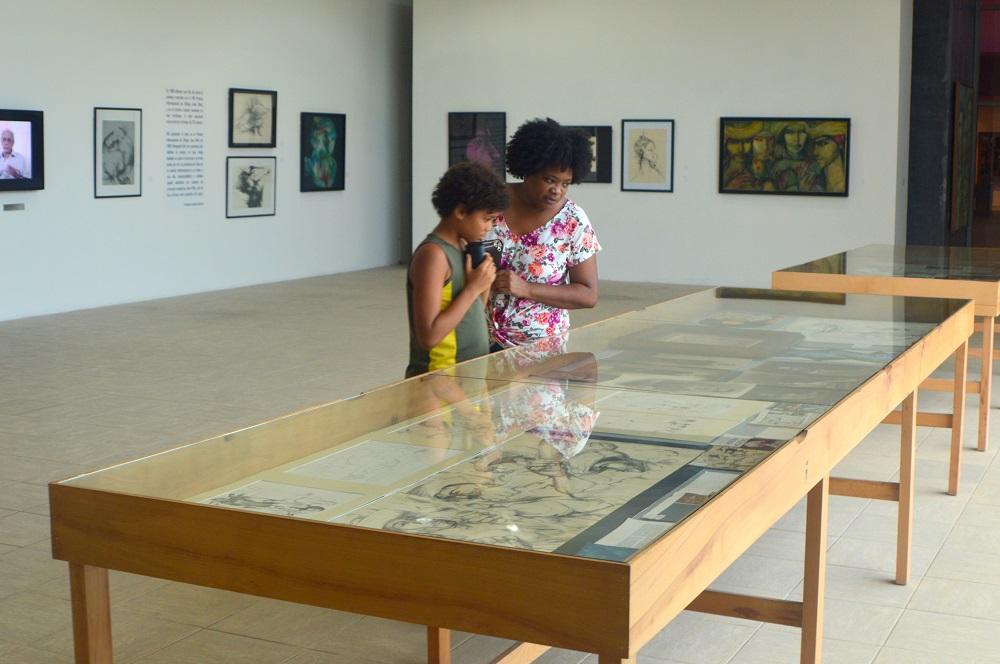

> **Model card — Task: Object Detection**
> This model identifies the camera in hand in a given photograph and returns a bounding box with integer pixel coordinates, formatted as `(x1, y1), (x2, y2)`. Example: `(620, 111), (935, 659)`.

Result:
(466, 239), (502, 267)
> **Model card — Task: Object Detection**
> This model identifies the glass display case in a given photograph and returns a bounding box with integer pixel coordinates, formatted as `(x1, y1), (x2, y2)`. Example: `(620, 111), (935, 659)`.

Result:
(50, 288), (974, 664)
(774, 243), (998, 466)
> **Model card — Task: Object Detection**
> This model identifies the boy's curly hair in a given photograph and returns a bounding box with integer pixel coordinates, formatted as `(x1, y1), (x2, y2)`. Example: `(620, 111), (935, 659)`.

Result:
(505, 118), (593, 184)
(431, 161), (511, 218)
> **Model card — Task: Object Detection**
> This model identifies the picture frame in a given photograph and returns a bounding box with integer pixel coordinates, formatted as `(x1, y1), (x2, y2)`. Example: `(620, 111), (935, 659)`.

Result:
(300, 112), (345, 192)
(621, 119), (674, 192)
(0, 108), (44, 192)
(568, 126), (612, 183)
(952, 82), (975, 232)
(94, 107), (141, 198)
(719, 117), (850, 196)
(226, 156), (276, 218)
(229, 88), (277, 148)
(448, 112), (505, 178)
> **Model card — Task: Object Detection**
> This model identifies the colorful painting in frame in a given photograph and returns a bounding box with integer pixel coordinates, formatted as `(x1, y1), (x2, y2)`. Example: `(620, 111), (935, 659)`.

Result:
(568, 125), (612, 183)
(448, 112), (505, 178)
(719, 117), (850, 196)
(300, 112), (345, 192)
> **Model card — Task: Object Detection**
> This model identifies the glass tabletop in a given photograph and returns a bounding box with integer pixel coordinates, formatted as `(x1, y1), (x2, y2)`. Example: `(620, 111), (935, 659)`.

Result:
(56, 288), (968, 562)
(778, 243), (1000, 281)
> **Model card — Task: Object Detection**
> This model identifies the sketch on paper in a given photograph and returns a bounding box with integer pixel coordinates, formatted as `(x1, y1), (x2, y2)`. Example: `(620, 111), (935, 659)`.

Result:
(782, 318), (934, 346)
(692, 446), (770, 473)
(226, 157), (275, 217)
(621, 119), (674, 192)
(748, 403), (828, 429)
(330, 437), (704, 552)
(595, 410), (736, 443)
(101, 121), (135, 184)
(203, 480), (359, 518)
(288, 440), (462, 486)
(228, 89), (277, 147)
(594, 391), (770, 422)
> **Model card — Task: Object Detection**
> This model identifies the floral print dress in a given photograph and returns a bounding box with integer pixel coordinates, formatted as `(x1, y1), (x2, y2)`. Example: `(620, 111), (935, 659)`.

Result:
(485, 198), (601, 347)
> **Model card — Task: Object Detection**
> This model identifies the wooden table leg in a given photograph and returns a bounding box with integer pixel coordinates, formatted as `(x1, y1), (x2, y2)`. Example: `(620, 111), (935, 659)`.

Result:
(897, 392), (916, 585)
(68, 563), (113, 664)
(949, 341), (968, 495)
(979, 316), (994, 452)
(427, 626), (451, 664)
(801, 476), (828, 664)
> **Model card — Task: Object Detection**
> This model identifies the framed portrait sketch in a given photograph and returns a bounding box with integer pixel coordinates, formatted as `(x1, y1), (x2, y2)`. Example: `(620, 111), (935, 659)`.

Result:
(952, 82), (974, 232)
(622, 119), (674, 192)
(226, 156), (276, 218)
(719, 117), (850, 196)
(229, 88), (277, 148)
(300, 112), (345, 192)
(448, 112), (505, 178)
(94, 107), (141, 198)
(568, 125), (612, 183)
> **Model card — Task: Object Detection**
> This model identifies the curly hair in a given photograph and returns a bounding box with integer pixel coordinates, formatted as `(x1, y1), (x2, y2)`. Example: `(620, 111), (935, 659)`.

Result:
(505, 118), (593, 183)
(431, 160), (511, 218)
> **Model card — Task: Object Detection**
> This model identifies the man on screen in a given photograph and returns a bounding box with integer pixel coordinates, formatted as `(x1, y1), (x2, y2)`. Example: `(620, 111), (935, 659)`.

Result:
(1, 128), (29, 179)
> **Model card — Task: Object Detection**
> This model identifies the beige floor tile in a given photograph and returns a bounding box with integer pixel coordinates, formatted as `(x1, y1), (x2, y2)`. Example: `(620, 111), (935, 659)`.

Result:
(308, 615), (428, 663)
(907, 576), (1000, 619)
(796, 563), (919, 608)
(825, 535), (936, 577)
(711, 552), (808, 597)
(873, 646), (990, 663)
(0, 592), (72, 644)
(117, 582), (258, 627)
(283, 649), (387, 664)
(210, 597), (363, 648)
(840, 513), (952, 549)
(127, 627), (300, 664)
(0, 512), (51, 548)
(728, 629), (878, 664)
(0, 645), (73, 664)
(637, 611), (757, 663)
(883, 610), (1000, 661)
(0, 549), (67, 592)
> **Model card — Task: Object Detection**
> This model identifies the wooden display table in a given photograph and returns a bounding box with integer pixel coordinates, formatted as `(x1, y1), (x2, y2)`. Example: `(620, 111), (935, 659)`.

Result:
(773, 244), (1000, 494)
(49, 289), (972, 664)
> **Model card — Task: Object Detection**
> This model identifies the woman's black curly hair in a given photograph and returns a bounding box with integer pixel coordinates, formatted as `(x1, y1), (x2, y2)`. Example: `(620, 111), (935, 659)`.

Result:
(431, 160), (511, 218)
(505, 118), (593, 184)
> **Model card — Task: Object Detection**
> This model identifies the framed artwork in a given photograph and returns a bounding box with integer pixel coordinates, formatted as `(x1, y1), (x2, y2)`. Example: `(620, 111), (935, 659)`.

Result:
(719, 117), (850, 196)
(300, 112), (345, 192)
(229, 88), (277, 148)
(94, 107), (141, 198)
(448, 112), (505, 178)
(952, 82), (975, 232)
(0, 108), (44, 191)
(568, 125), (612, 183)
(226, 156), (276, 218)
(621, 119), (673, 192)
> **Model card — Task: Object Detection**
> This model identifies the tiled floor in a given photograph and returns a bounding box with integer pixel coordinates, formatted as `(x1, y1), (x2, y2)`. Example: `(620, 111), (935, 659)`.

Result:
(1, 265), (998, 663)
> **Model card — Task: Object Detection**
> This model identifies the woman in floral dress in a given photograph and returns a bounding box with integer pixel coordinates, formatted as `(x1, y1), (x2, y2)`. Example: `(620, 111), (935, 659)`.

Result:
(486, 118), (602, 349)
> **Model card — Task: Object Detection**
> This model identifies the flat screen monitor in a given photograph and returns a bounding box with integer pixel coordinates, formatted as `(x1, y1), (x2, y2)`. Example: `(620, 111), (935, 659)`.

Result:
(0, 109), (44, 192)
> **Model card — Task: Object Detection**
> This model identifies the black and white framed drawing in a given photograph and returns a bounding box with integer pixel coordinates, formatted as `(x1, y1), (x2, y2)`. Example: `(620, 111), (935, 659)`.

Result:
(229, 88), (277, 148)
(568, 125), (612, 183)
(94, 107), (141, 198)
(448, 112), (505, 178)
(622, 119), (674, 192)
(226, 156), (275, 218)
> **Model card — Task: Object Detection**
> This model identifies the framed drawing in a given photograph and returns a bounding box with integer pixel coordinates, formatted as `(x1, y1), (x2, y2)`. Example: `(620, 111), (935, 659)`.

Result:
(0, 108), (44, 191)
(618, 322), (803, 359)
(229, 88), (276, 148)
(719, 117), (850, 196)
(300, 112), (345, 192)
(621, 119), (673, 192)
(952, 82), (975, 232)
(226, 156), (276, 218)
(448, 112), (505, 178)
(568, 125), (612, 183)
(94, 107), (140, 198)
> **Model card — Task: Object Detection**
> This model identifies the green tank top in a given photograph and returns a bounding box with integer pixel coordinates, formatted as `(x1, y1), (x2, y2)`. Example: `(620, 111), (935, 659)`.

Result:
(405, 234), (489, 378)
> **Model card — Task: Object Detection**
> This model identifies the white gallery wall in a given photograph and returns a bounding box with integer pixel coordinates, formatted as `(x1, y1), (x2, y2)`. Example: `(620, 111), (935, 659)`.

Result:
(412, 0), (913, 288)
(0, 0), (411, 322)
